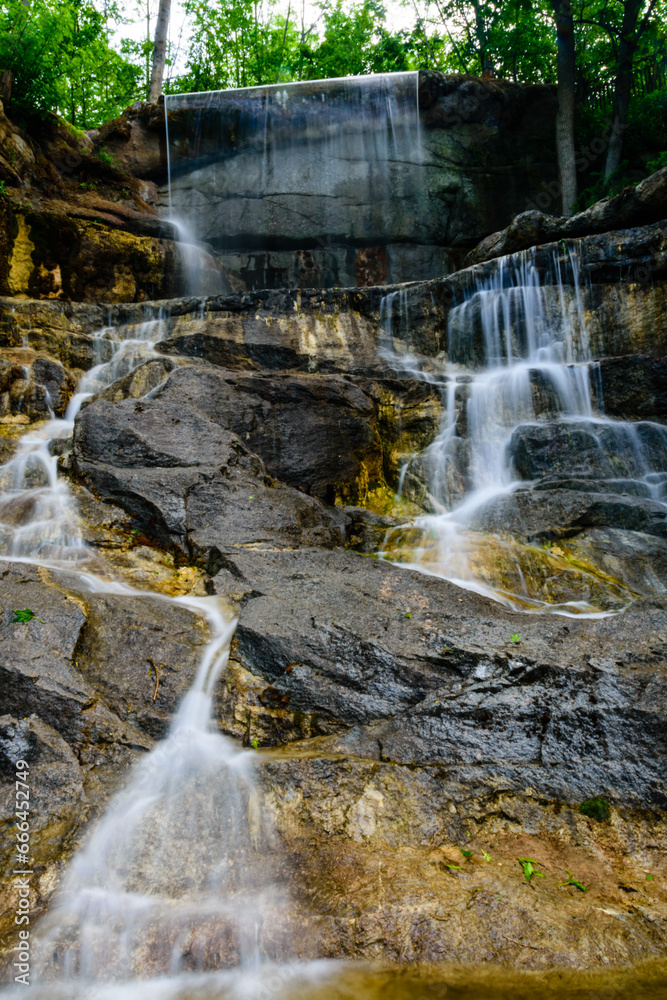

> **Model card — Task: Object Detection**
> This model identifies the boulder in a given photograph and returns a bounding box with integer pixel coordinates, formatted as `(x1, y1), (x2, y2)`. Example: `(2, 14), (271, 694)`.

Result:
(465, 165), (667, 266)
(472, 487), (667, 542)
(508, 419), (667, 481)
(206, 546), (667, 812)
(71, 393), (347, 551)
(79, 362), (442, 512)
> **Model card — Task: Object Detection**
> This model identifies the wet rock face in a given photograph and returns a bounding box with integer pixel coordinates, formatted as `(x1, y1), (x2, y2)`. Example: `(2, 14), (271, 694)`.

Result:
(508, 420), (667, 482)
(0, 355), (77, 422)
(161, 74), (556, 285)
(211, 548), (667, 803)
(593, 355), (667, 422)
(72, 392), (348, 550)
(72, 363), (442, 532)
(0, 204), (182, 303)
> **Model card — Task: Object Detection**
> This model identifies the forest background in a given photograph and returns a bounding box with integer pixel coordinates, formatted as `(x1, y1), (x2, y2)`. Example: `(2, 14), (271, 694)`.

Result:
(0, 0), (666, 213)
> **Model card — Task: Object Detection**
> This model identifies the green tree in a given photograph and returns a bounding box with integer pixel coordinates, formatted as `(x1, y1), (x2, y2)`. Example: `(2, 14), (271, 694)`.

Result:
(0, 0), (142, 126)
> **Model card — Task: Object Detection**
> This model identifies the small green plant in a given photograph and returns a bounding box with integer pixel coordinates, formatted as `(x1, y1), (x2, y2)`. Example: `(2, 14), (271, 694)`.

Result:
(405, 611), (411, 618)
(559, 869), (587, 892)
(517, 857), (545, 883)
(646, 874), (655, 881)
(97, 147), (115, 167)
(481, 849), (491, 861)
(579, 797), (610, 823)
(444, 863), (461, 870)
(460, 849), (472, 859)
(251, 737), (259, 749)
(63, 120), (87, 140)
(0, 180), (6, 197)
(12, 609), (44, 624)
(510, 633), (522, 644)
(441, 644), (450, 654)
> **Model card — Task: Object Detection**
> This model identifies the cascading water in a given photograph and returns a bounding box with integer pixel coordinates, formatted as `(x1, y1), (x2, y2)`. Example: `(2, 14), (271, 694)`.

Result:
(381, 248), (667, 614)
(164, 73), (424, 291)
(0, 315), (308, 999)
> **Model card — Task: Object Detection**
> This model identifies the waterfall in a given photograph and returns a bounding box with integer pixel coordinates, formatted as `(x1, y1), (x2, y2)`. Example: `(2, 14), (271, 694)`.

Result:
(0, 316), (305, 999)
(381, 248), (667, 614)
(164, 73), (424, 291)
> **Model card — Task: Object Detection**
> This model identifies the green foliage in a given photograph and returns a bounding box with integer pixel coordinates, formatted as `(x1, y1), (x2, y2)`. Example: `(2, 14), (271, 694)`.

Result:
(0, 180), (6, 197)
(1, 0), (665, 152)
(419, 0), (556, 82)
(251, 737), (259, 749)
(517, 857), (545, 882)
(172, 0), (412, 94)
(11, 608), (44, 623)
(579, 796), (611, 822)
(0, 0), (142, 126)
(481, 849), (491, 861)
(574, 89), (667, 209)
(510, 633), (522, 644)
(460, 848), (472, 858)
(648, 151), (667, 173)
(559, 869), (587, 892)
(97, 147), (115, 168)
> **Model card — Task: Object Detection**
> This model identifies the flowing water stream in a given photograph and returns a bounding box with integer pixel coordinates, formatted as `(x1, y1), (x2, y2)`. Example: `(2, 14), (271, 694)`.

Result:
(380, 249), (667, 614)
(0, 315), (305, 998)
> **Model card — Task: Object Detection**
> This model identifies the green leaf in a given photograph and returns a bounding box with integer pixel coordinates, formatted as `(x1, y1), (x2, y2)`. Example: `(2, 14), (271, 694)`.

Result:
(559, 869), (587, 892)
(517, 857), (545, 882)
(12, 609), (44, 624)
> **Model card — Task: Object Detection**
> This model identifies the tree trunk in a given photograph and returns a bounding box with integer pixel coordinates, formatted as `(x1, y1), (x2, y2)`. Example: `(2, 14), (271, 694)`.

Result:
(604, 0), (642, 180)
(0, 70), (14, 104)
(551, 0), (577, 216)
(148, 0), (171, 103)
(471, 0), (491, 74)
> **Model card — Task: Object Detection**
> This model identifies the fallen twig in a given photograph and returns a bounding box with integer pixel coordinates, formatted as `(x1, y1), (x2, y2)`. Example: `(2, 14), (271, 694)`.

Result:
(148, 658), (159, 701)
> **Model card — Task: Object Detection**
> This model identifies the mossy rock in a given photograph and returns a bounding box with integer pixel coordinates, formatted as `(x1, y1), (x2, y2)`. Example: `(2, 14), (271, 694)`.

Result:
(579, 797), (611, 822)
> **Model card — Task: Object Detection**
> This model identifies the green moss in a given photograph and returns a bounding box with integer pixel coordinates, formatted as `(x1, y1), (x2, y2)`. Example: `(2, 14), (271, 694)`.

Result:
(579, 797), (611, 823)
